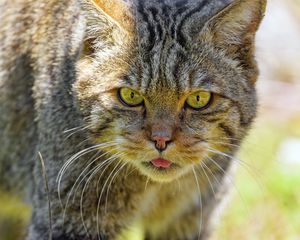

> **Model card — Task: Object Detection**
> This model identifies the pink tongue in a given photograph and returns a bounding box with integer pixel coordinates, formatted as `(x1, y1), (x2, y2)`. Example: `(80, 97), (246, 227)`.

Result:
(151, 158), (172, 168)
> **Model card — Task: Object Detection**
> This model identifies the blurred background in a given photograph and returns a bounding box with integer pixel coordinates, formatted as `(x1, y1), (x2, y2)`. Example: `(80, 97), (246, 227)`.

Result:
(1, 0), (300, 239)
(212, 0), (300, 239)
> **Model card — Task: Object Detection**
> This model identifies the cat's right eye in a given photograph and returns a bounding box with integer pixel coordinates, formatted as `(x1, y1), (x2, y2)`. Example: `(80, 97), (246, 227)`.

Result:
(118, 87), (144, 107)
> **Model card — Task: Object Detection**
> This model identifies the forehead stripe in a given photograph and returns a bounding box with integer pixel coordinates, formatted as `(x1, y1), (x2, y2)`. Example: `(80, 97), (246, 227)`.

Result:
(176, 0), (209, 46)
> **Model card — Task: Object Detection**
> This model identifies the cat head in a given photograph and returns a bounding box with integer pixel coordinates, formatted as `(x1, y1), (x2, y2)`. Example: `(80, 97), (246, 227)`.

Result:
(75, 0), (266, 182)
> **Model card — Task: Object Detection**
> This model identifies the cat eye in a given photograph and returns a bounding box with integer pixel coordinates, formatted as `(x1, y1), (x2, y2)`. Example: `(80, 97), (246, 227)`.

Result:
(185, 91), (212, 110)
(118, 87), (144, 107)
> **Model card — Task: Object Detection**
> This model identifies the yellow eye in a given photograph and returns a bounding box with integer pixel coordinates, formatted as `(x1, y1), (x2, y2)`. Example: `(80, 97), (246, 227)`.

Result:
(186, 91), (212, 110)
(118, 87), (144, 107)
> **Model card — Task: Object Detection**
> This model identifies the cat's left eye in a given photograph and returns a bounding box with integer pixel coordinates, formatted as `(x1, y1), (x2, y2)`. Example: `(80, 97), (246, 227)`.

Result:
(118, 87), (144, 107)
(185, 91), (212, 110)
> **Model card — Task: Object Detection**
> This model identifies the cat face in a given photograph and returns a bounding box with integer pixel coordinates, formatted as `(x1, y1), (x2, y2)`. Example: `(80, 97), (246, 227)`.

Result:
(75, 0), (266, 182)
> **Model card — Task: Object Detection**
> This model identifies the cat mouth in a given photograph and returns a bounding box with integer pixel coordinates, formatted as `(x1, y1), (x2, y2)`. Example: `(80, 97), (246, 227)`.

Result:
(150, 158), (173, 169)
(140, 158), (186, 182)
(142, 158), (179, 171)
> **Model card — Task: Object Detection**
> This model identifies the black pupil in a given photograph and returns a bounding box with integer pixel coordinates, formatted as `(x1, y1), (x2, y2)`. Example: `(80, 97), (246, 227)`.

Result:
(196, 95), (200, 102)
(131, 92), (134, 99)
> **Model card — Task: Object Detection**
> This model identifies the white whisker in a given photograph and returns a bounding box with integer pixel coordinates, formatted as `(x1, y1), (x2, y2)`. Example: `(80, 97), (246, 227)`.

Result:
(62, 148), (120, 223)
(192, 166), (203, 240)
(57, 141), (117, 205)
(198, 163), (217, 198)
(206, 146), (265, 192)
(80, 153), (123, 238)
(144, 177), (150, 192)
(204, 153), (251, 217)
(104, 161), (127, 213)
(64, 125), (91, 140)
(97, 156), (124, 240)
(207, 140), (240, 148)
(63, 126), (85, 134)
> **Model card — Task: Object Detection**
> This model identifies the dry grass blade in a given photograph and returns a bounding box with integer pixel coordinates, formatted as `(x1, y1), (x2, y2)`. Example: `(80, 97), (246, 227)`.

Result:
(38, 152), (53, 240)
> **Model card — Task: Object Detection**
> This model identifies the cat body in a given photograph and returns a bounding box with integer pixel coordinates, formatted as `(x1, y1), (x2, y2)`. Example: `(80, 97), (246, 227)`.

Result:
(0, 0), (266, 239)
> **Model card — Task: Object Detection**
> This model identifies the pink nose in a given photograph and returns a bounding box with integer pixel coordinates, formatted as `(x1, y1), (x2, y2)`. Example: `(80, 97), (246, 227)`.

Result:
(151, 133), (171, 152)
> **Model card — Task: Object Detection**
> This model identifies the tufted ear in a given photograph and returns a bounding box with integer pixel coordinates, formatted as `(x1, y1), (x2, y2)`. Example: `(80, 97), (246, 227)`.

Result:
(81, 0), (135, 57)
(203, 0), (266, 62)
(90, 0), (134, 32)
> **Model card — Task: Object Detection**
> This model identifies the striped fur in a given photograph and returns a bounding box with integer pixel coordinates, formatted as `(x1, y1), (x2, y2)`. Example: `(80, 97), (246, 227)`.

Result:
(0, 0), (266, 239)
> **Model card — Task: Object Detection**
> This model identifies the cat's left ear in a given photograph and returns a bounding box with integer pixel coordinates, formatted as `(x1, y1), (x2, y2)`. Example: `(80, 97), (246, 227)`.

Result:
(202, 0), (266, 75)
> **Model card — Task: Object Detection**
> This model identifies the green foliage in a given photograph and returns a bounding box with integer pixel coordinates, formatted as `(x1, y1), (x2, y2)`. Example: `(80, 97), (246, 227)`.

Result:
(212, 119), (300, 240)
(0, 191), (31, 240)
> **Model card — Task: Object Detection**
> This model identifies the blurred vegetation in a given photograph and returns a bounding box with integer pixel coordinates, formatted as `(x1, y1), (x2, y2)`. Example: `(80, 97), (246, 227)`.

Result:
(0, 190), (31, 240)
(211, 117), (300, 240)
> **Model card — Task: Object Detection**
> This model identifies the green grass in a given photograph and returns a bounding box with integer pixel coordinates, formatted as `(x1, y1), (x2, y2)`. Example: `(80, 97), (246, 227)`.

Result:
(1, 119), (299, 240)
(212, 119), (300, 240)
(0, 191), (31, 240)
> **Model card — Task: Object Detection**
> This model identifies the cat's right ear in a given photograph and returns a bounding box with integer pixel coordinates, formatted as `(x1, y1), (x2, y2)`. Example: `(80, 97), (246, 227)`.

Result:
(90, 0), (135, 33)
(81, 0), (135, 57)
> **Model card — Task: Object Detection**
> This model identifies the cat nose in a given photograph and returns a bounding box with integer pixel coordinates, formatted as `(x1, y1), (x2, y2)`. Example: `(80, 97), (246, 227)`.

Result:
(151, 130), (172, 152)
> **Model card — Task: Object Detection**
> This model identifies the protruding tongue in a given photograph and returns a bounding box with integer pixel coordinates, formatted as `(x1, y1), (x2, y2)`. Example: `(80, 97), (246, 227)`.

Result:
(151, 158), (172, 168)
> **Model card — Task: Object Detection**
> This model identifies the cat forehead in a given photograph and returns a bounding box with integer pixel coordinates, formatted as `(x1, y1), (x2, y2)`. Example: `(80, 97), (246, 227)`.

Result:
(134, 0), (232, 11)
(134, 0), (232, 31)
(133, 0), (233, 56)
(126, 0), (232, 90)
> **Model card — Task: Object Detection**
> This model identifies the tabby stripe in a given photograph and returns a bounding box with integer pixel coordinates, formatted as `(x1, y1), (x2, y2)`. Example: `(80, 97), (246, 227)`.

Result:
(137, 2), (155, 92)
(232, 101), (253, 127)
(157, 6), (171, 90)
(145, 63), (153, 93)
(171, 6), (189, 38)
(176, 0), (209, 46)
(149, 7), (163, 41)
(175, 0), (189, 8)
(234, 102), (245, 126)
(138, 2), (156, 51)
(173, 48), (188, 92)
(199, 107), (230, 117)
(219, 123), (235, 139)
(136, 62), (143, 88)
(94, 118), (113, 134)
(123, 75), (133, 85)
(173, 54), (183, 93)
(205, 117), (223, 123)
(159, 43), (174, 89)
(171, 2), (189, 38)
(162, 4), (171, 27)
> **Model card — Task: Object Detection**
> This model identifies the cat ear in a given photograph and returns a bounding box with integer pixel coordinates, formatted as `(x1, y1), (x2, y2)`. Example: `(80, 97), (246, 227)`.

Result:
(81, 0), (135, 57)
(203, 0), (266, 57)
(90, 0), (134, 32)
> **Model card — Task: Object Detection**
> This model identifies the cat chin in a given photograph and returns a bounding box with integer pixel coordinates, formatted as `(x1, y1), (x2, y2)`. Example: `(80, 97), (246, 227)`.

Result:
(136, 162), (191, 183)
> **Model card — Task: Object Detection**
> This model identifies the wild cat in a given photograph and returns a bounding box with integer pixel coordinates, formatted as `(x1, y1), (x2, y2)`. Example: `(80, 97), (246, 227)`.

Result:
(0, 0), (266, 239)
